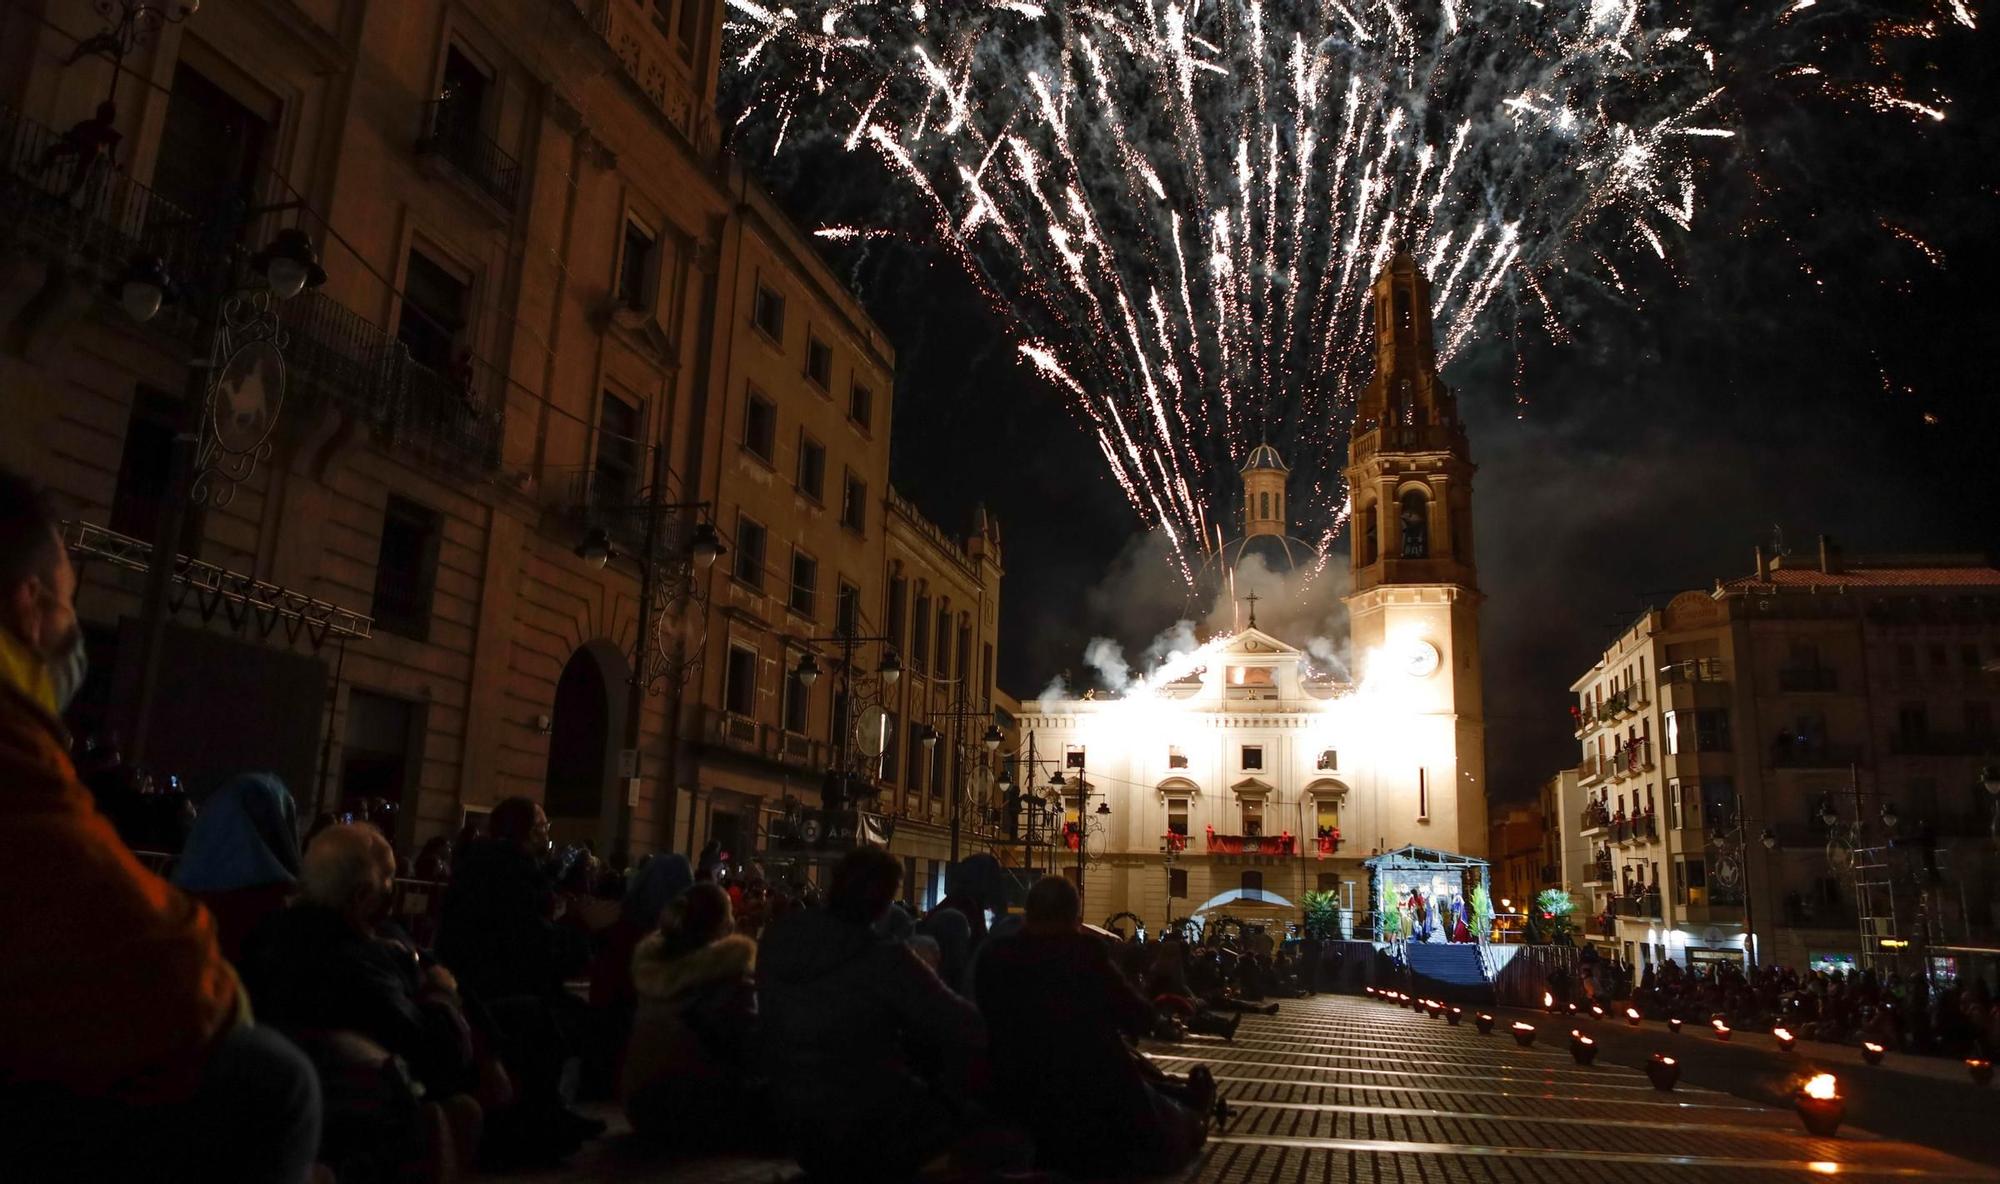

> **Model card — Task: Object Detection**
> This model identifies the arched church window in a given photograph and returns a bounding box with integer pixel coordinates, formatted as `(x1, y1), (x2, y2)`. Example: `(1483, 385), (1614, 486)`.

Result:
(1400, 490), (1429, 559)
(1259, 491), (1270, 520)
(1395, 289), (1412, 333)
(1360, 502), (1378, 566)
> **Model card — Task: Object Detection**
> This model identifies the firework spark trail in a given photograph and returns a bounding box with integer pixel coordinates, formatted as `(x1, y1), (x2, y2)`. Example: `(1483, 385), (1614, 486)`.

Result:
(723, 0), (1974, 580)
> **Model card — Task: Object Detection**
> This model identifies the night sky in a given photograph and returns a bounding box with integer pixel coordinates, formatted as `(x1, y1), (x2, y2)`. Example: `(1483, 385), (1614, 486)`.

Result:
(738, 14), (2000, 806)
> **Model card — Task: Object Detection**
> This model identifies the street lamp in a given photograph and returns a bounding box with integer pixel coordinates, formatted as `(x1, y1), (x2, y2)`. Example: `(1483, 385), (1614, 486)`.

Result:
(983, 724), (1003, 752)
(574, 526), (615, 569)
(115, 254), (171, 323)
(252, 227), (329, 301)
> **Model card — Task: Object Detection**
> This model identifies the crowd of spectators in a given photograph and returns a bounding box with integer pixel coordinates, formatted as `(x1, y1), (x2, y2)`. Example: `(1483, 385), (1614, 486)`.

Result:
(1563, 947), (2000, 1059)
(4, 467), (1273, 1183)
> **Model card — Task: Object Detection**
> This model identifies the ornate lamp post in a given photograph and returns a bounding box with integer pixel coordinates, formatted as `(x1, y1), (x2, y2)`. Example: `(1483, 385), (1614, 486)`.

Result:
(125, 223), (327, 763)
(792, 625), (902, 816)
(570, 491), (723, 862)
(919, 689), (1004, 863)
(1050, 754), (1110, 913)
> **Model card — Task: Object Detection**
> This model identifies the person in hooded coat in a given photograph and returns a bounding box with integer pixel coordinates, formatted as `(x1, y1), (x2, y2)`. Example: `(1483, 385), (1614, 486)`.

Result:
(172, 772), (303, 963)
(591, 853), (692, 1010)
(758, 847), (1018, 1179)
(623, 882), (763, 1150)
(976, 876), (1214, 1178)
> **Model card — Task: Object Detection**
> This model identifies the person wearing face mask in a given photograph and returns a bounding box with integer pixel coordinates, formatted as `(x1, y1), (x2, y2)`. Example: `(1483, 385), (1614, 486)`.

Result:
(0, 469), (323, 1183)
(435, 795), (600, 1166)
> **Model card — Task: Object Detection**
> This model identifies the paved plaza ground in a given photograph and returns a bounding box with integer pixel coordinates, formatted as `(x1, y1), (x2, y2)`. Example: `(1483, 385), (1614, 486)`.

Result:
(526, 993), (1996, 1182)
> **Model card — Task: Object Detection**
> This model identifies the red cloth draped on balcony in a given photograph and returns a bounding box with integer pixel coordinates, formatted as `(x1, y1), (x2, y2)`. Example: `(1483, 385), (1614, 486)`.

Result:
(1204, 833), (1297, 856)
(1063, 821), (1080, 850)
(1161, 832), (1188, 854)
(1314, 827), (1341, 859)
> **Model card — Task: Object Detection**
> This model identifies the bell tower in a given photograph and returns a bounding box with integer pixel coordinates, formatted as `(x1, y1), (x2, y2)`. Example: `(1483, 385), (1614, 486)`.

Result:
(1240, 443), (1289, 539)
(1343, 251), (1487, 855)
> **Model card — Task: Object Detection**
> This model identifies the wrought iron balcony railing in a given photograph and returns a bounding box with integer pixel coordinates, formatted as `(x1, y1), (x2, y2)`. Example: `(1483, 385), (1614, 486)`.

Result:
(415, 99), (522, 208)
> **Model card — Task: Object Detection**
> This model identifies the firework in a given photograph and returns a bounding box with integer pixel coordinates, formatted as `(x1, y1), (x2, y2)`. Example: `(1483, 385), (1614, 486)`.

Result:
(724, 1), (1970, 580)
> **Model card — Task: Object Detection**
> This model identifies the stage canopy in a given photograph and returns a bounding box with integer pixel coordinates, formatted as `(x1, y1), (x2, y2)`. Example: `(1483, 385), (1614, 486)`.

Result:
(1363, 845), (1491, 944)
(1193, 886), (1297, 914)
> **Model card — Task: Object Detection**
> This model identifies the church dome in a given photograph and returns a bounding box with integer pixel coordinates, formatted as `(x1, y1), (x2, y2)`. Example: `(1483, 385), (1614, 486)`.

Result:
(1224, 532), (1315, 577)
(1240, 443), (1289, 474)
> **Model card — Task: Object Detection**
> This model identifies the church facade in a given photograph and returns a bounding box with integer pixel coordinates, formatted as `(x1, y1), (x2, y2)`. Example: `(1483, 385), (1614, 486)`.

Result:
(1012, 254), (1487, 928)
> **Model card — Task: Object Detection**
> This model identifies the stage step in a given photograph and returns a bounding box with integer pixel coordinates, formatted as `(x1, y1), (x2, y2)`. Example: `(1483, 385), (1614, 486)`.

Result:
(1401, 942), (1494, 1003)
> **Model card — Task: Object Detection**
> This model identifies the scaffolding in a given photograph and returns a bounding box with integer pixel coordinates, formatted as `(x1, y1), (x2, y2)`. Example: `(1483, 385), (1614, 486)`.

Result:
(1852, 841), (1966, 975)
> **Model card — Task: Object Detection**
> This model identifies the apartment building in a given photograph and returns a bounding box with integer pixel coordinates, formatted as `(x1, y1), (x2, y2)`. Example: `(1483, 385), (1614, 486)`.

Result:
(1564, 539), (2000, 980)
(0, 0), (1005, 872)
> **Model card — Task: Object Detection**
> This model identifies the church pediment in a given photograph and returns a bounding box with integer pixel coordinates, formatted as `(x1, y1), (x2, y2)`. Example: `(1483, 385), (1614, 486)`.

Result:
(1231, 776), (1274, 798)
(1218, 627), (1300, 657)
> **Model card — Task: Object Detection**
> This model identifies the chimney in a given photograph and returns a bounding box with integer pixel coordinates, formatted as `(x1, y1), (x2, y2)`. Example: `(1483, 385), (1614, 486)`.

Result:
(1818, 534), (1841, 575)
(1754, 545), (1769, 583)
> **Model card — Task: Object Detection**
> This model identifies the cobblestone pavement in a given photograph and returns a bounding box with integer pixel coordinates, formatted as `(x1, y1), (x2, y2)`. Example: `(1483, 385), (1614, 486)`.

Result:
(1153, 995), (1998, 1184)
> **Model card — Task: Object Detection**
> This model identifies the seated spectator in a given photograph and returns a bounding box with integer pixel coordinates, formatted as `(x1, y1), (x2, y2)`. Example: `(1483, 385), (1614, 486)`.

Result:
(592, 852), (693, 1011)
(436, 796), (598, 1165)
(172, 771), (304, 962)
(1146, 937), (1240, 1040)
(759, 847), (1025, 1179)
(242, 824), (484, 1177)
(624, 882), (765, 1150)
(1, 471), (320, 1183)
(976, 876), (1214, 1178)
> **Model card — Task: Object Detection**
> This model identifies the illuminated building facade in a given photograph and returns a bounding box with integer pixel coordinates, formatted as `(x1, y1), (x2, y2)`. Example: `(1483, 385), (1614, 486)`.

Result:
(1014, 254), (1488, 928)
(1566, 541), (2000, 980)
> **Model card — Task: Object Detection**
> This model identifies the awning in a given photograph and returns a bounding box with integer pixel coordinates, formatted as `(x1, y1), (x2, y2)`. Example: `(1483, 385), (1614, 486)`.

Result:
(1193, 887), (1297, 913)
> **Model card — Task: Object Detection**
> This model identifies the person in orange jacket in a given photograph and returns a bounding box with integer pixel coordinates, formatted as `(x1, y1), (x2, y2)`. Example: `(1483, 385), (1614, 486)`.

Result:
(0, 470), (322, 1182)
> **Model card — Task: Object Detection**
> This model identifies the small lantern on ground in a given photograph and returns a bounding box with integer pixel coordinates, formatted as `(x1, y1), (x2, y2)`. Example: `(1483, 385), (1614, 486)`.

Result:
(1511, 1022), (1537, 1048)
(1712, 1019), (1732, 1041)
(1475, 1013), (1495, 1035)
(1795, 1073), (1846, 1137)
(1970, 1059), (1995, 1087)
(1625, 1007), (1642, 1027)
(1446, 1007), (1463, 1027)
(1862, 1042), (1886, 1066)
(1773, 1027), (1797, 1052)
(1645, 1054), (1680, 1092)
(1569, 1030), (1598, 1065)
(1668, 1018), (1683, 1034)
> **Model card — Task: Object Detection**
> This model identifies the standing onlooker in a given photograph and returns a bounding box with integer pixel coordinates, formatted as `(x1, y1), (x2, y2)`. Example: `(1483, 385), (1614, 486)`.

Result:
(0, 469), (320, 1182)
(173, 771), (303, 962)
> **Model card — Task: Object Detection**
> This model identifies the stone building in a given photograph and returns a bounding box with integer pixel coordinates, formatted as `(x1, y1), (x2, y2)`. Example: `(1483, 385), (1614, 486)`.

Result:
(1564, 541), (2000, 979)
(1012, 254), (1487, 930)
(0, 0), (1003, 870)
(1488, 802), (1545, 922)
(1536, 765), (1585, 899)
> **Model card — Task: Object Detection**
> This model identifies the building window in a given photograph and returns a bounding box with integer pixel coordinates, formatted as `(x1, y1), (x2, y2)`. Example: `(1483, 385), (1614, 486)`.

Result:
(1898, 703), (1929, 742)
(1241, 869), (1264, 894)
(934, 605), (952, 680)
(1169, 868), (1188, 898)
(1168, 746), (1189, 769)
(724, 643), (757, 716)
(743, 388), (777, 463)
(594, 392), (642, 509)
(1166, 797), (1188, 837)
(911, 595), (930, 673)
(1695, 709), (1732, 752)
(983, 642), (994, 697)
(906, 721), (926, 793)
(887, 576), (908, 648)
(930, 734), (946, 798)
(752, 282), (784, 341)
(675, 0), (704, 49)
(397, 247), (470, 375)
(618, 219), (656, 310)
(1399, 490), (1429, 559)
(1259, 491), (1270, 520)
(1316, 748), (1338, 771)
(956, 622), (971, 690)
(806, 335), (833, 390)
(880, 710), (901, 783)
(371, 496), (441, 640)
(1360, 502), (1378, 566)
(1675, 855), (1707, 907)
(783, 662), (811, 735)
(789, 549), (818, 619)
(1065, 745), (1087, 769)
(732, 514), (766, 592)
(1240, 745), (1263, 771)
(154, 62), (270, 225)
(1314, 797), (1339, 834)
(840, 469), (867, 534)
(796, 433), (826, 501)
(835, 581), (860, 639)
(849, 382), (873, 431)
(110, 387), (201, 553)
(1418, 768), (1429, 819)
(1317, 872), (1340, 892)
(1241, 798), (1263, 836)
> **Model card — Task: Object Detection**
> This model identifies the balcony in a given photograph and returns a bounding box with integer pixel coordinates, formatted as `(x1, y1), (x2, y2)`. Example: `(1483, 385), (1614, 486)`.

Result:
(1349, 422), (1465, 463)
(1612, 811), (1660, 845)
(1778, 666), (1839, 693)
(697, 706), (829, 775)
(415, 99), (521, 209)
(1205, 832), (1299, 856)
(1770, 740), (1865, 769)
(1579, 800), (1611, 834)
(1611, 891), (1664, 920)
(1582, 858), (1615, 887)
(0, 106), (504, 474)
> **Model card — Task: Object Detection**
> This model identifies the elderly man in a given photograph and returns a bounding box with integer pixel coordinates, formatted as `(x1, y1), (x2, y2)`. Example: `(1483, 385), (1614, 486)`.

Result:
(243, 824), (476, 1098)
(243, 824), (482, 1175)
(0, 469), (321, 1182)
